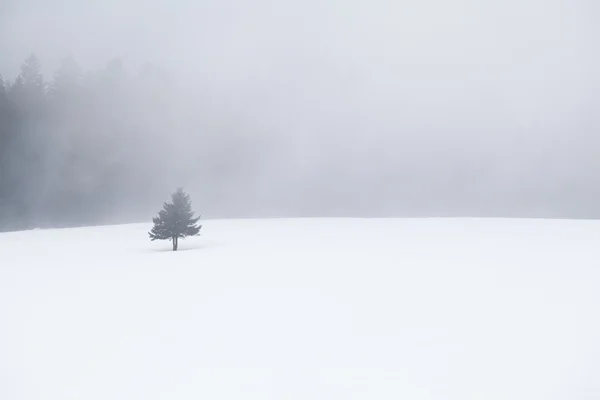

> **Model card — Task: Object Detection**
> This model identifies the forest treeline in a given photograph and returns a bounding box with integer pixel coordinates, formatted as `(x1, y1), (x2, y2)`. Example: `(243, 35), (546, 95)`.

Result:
(0, 54), (258, 231)
(2, 52), (597, 231)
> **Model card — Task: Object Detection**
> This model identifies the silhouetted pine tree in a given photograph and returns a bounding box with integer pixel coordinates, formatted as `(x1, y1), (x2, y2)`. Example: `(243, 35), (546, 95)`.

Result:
(0, 75), (6, 97)
(0, 75), (11, 226)
(21, 54), (45, 91)
(149, 188), (202, 251)
(10, 54), (49, 227)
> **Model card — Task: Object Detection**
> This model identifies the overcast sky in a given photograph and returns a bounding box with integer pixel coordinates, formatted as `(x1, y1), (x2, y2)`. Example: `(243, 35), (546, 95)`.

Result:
(1, 0), (599, 218)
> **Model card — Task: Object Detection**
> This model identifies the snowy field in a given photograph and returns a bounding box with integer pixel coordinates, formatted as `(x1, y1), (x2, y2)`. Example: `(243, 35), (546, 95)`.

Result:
(1, 218), (600, 400)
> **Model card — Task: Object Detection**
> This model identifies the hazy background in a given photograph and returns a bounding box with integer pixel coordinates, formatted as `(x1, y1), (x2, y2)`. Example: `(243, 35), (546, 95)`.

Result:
(0, 0), (599, 229)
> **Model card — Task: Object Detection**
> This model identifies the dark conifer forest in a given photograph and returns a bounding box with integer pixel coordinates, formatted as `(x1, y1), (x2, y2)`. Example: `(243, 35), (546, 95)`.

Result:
(1, 45), (599, 231)
(0, 54), (262, 231)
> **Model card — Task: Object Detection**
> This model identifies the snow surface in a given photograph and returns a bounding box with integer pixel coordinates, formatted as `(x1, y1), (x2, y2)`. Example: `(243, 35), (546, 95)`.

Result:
(1, 218), (600, 400)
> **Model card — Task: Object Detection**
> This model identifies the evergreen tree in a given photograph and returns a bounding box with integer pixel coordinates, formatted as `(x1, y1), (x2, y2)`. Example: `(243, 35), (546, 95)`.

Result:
(0, 75), (9, 220)
(0, 75), (10, 158)
(0, 75), (6, 97)
(149, 188), (201, 251)
(20, 53), (45, 94)
(0, 73), (27, 230)
(9, 54), (49, 228)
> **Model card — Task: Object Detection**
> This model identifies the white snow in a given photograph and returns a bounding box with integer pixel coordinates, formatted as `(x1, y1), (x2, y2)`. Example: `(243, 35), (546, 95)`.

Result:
(1, 218), (600, 399)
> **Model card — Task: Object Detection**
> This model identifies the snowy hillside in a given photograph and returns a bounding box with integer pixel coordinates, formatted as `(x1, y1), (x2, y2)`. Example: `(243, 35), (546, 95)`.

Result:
(1, 218), (600, 399)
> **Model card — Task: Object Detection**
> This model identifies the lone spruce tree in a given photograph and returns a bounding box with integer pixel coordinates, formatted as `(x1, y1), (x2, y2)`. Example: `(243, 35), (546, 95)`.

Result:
(149, 188), (202, 251)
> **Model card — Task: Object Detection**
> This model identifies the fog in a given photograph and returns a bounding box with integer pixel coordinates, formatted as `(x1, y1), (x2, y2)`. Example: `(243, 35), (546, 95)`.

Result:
(1, 0), (599, 226)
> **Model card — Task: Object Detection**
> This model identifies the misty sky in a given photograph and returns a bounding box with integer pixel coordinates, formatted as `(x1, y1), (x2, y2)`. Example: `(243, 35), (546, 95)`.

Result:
(1, 0), (599, 219)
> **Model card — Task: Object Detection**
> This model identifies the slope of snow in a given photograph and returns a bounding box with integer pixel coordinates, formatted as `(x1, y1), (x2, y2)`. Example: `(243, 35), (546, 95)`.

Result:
(1, 218), (600, 399)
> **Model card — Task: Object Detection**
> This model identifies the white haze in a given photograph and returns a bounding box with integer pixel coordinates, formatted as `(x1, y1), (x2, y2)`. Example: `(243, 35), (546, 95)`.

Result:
(1, 0), (599, 220)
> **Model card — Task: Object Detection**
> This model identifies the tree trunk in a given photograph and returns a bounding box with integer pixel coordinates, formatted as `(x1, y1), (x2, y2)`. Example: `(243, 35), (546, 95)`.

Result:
(173, 236), (178, 251)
